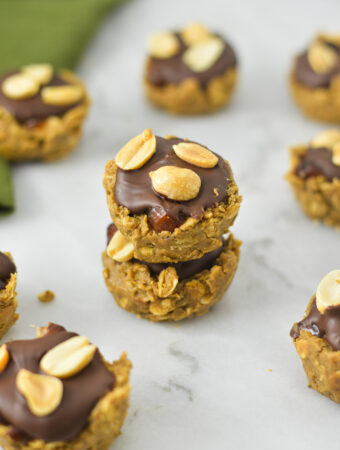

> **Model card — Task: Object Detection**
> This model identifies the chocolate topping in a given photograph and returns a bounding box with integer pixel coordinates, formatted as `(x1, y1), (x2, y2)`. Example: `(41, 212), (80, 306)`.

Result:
(146, 33), (237, 88)
(290, 298), (340, 351)
(0, 252), (16, 290)
(0, 71), (82, 126)
(295, 147), (340, 180)
(142, 243), (224, 280)
(107, 223), (118, 244)
(294, 42), (340, 89)
(115, 137), (231, 232)
(106, 223), (224, 280)
(0, 323), (114, 442)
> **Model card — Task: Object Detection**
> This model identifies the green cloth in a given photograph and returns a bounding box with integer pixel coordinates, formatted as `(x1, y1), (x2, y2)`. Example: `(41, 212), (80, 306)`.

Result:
(0, 157), (14, 216)
(0, 0), (126, 71)
(0, 0), (127, 214)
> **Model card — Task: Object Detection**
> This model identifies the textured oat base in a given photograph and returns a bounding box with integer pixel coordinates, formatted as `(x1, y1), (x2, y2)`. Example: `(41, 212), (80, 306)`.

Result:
(102, 234), (241, 322)
(0, 70), (90, 162)
(289, 72), (340, 123)
(0, 272), (18, 340)
(285, 145), (340, 228)
(292, 298), (340, 403)
(103, 159), (241, 263)
(144, 66), (238, 115)
(0, 352), (132, 449)
(0, 252), (18, 339)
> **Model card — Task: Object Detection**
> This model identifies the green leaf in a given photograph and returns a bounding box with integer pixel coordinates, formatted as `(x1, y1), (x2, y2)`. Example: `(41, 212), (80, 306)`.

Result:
(0, 157), (14, 216)
(0, 0), (127, 72)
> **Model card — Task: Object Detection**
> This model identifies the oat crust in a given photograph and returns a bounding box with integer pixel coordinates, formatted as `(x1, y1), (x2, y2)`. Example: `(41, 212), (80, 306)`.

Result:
(292, 298), (340, 403)
(0, 253), (18, 339)
(103, 158), (241, 263)
(0, 352), (131, 450)
(102, 234), (241, 322)
(0, 70), (90, 162)
(286, 144), (340, 228)
(144, 66), (237, 115)
(289, 71), (340, 123)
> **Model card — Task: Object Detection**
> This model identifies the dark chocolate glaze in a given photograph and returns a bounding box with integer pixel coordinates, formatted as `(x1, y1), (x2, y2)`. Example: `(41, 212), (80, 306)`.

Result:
(290, 298), (340, 351)
(0, 323), (114, 442)
(0, 71), (82, 126)
(294, 42), (340, 89)
(146, 33), (237, 88)
(107, 223), (118, 244)
(106, 223), (224, 280)
(115, 136), (231, 231)
(142, 243), (224, 280)
(0, 252), (16, 290)
(295, 147), (340, 180)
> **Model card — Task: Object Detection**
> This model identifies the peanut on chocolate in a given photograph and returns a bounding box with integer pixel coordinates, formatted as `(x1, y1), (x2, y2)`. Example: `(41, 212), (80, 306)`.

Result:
(144, 23), (238, 115)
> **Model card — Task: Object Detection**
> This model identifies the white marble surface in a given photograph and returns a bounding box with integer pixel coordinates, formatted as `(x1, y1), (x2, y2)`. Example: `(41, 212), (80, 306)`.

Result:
(2, 0), (340, 448)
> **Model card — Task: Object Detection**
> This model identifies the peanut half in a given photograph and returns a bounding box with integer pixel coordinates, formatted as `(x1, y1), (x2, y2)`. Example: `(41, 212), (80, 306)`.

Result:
(310, 129), (340, 149)
(16, 369), (63, 417)
(173, 142), (218, 168)
(319, 34), (340, 47)
(316, 270), (340, 314)
(0, 345), (9, 374)
(107, 230), (134, 262)
(41, 85), (83, 106)
(181, 22), (212, 46)
(116, 129), (156, 171)
(149, 165), (201, 201)
(182, 37), (224, 72)
(158, 267), (178, 298)
(2, 73), (39, 99)
(40, 336), (97, 378)
(148, 32), (179, 59)
(22, 64), (53, 85)
(307, 41), (338, 74)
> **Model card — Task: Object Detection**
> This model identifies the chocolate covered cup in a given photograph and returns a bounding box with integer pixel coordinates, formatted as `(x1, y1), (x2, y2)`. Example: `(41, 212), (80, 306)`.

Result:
(103, 224), (241, 321)
(290, 34), (340, 123)
(0, 64), (90, 161)
(144, 23), (238, 115)
(103, 130), (241, 263)
(0, 252), (18, 338)
(291, 270), (340, 403)
(286, 129), (340, 228)
(0, 323), (131, 449)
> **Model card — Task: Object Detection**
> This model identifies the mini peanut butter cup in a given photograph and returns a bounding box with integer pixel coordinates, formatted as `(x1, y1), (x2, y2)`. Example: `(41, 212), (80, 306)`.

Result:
(0, 252), (18, 339)
(103, 131), (241, 264)
(0, 323), (131, 448)
(291, 271), (340, 403)
(144, 23), (238, 115)
(290, 34), (340, 123)
(286, 130), (340, 228)
(0, 65), (90, 161)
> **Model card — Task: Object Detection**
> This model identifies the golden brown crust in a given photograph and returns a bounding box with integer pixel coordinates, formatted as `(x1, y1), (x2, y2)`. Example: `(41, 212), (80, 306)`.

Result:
(0, 353), (132, 450)
(0, 70), (90, 162)
(102, 234), (241, 322)
(292, 298), (340, 403)
(289, 71), (340, 123)
(144, 66), (237, 115)
(0, 252), (18, 339)
(285, 144), (340, 228)
(103, 158), (241, 263)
